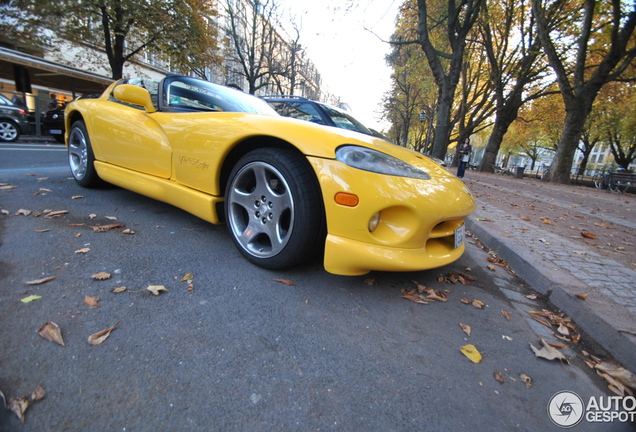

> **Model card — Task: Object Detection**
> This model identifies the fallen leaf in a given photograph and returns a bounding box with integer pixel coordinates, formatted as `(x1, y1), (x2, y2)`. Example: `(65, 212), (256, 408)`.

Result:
(38, 322), (65, 346)
(92, 272), (111, 280)
(15, 209), (32, 216)
(540, 217), (552, 225)
(493, 370), (505, 384)
(43, 210), (68, 219)
(487, 265), (496, 271)
(502, 335), (513, 341)
(146, 285), (168, 295)
(30, 385), (46, 401)
(274, 279), (296, 286)
(179, 272), (194, 283)
(25, 275), (58, 285)
(521, 216), (531, 221)
(459, 323), (471, 336)
(529, 338), (569, 363)
(472, 299), (485, 309)
(120, 228), (135, 234)
(7, 396), (29, 423)
(460, 344), (482, 363)
(75, 248), (90, 254)
(21, 295), (42, 303)
(105, 216), (118, 221)
(88, 321), (119, 345)
(557, 323), (570, 336)
(71, 195), (84, 199)
(89, 213), (97, 219)
(84, 296), (100, 307)
(595, 362), (636, 390)
(460, 298), (470, 304)
(520, 373), (533, 388)
(364, 278), (377, 285)
(401, 290), (429, 304)
(501, 310), (511, 321)
(34, 229), (50, 233)
(0, 184), (18, 190)
(112, 286), (127, 293)
(581, 232), (597, 239)
(525, 294), (538, 300)
(90, 223), (124, 232)
(575, 293), (588, 300)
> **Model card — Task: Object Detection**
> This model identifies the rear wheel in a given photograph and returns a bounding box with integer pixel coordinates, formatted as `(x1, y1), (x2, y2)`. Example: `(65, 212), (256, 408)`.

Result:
(224, 148), (325, 270)
(68, 120), (101, 187)
(0, 120), (20, 142)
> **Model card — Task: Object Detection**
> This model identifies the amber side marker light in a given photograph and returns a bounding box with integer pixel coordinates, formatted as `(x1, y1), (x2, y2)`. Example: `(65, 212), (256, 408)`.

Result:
(334, 192), (359, 207)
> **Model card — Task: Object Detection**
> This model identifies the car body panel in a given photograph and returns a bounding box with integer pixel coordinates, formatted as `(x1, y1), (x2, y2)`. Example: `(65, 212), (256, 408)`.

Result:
(65, 76), (475, 275)
(307, 156), (474, 275)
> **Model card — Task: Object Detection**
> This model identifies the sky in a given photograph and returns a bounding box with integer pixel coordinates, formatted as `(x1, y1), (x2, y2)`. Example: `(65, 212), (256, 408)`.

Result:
(276, 0), (401, 131)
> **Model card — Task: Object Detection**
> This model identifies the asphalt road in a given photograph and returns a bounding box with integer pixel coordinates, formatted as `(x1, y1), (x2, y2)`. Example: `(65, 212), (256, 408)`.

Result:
(0, 142), (632, 431)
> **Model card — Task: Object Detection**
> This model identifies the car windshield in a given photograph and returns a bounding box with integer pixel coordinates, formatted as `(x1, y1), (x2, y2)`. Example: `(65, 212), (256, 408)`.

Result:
(319, 103), (373, 135)
(164, 77), (279, 116)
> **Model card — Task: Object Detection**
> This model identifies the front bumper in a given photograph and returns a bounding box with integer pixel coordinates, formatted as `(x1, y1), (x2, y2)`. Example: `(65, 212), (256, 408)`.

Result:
(308, 156), (475, 276)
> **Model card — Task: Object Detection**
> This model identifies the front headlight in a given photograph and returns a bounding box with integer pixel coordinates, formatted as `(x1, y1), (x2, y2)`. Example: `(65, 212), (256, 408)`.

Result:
(336, 146), (431, 180)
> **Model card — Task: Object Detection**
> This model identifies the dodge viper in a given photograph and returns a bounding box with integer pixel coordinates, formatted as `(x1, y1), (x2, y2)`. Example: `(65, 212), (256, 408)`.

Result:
(65, 75), (475, 276)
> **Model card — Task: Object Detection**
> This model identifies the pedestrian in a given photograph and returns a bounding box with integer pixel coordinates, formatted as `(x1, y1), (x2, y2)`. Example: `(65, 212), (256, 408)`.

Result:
(457, 138), (472, 178)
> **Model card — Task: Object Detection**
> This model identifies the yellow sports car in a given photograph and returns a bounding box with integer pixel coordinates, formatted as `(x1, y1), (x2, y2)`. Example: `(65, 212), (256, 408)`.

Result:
(65, 75), (475, 275)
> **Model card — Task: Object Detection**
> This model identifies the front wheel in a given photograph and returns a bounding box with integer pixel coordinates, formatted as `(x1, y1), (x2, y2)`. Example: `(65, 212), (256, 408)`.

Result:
(68, 120), (102, 187)
(0, 120), (20, 142)
(224, 148), (325, 270)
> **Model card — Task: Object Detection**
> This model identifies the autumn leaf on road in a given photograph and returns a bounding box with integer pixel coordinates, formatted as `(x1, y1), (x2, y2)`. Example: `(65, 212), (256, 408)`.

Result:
(92, 272), (111, 280)
(459, 323), (471, 336)
(112, 286), (127, 293)
(179, 272), (194, 291)
(575, 293), (588, 300)
(460, 344), (482, 363)
(401, 290), (429, 304)
(7, 396), (29, 423)
(84, 296), (100, 307)
(88, 321), (119, 345)
(581, 232), (597, 239)
(15, 209), (32, 216)
(38, 322), (65, 346)
(43, 210), (68, 219)
(75, 248), (90, 254)
(493, 370), (505, 384)
(472, 299), (485, 309)
(90, 223), (124, 232)
(25, 276), (58, 285)
(501, 310), (511, 321)
(146, 285), (168, 295)
(529, 338), (569, 363)
(21, 295), (42, 303)
(520, 373), (533, 388)
(274, 279), (296, 286)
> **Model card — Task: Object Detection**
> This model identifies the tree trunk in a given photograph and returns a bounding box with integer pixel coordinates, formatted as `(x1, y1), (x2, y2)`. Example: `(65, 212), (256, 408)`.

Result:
(545, 104), (589, 183)
(479, 113), (514, 172)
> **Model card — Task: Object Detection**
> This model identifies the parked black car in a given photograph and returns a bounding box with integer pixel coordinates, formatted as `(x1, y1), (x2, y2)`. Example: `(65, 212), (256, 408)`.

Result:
(42, 94), (99, 144)
(262, 95), (382, 138)
(0, 94), (30, 142)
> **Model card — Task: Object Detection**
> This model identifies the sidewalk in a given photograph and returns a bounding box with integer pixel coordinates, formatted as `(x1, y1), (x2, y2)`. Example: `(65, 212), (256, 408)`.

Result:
(463, 171), (636, 373)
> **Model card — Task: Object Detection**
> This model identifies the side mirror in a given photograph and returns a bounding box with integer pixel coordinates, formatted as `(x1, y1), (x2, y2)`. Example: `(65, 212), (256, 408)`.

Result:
(113, 84), (156, 113)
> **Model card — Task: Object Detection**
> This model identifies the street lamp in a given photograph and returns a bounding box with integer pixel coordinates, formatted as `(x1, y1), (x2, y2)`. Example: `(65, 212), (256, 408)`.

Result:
(419, 109), (426, 123)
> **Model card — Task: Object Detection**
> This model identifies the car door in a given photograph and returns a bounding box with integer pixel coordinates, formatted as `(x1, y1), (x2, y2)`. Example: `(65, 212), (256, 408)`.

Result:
(89, 82), (171, 179)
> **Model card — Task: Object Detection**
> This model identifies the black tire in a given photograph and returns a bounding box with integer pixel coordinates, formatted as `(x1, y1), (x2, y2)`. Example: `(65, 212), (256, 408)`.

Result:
(68, 120), (102, 188)
(224, 148), (325, 270)
(0, 119), (20, 142)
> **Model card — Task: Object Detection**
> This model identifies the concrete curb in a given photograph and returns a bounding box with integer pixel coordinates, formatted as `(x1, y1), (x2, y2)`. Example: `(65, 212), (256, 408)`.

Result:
(467, 216), (636, 373)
